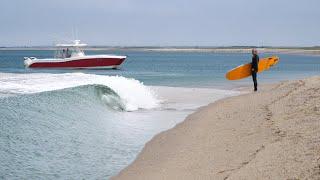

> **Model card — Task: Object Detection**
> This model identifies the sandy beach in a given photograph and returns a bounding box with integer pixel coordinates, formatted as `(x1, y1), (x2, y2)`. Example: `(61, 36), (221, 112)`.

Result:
(113, 76), (320, 179)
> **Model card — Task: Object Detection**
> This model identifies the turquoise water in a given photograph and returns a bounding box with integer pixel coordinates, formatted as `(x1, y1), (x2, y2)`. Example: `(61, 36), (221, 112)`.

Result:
(0, 50), (319, 179)
(1, 50), (320, 87)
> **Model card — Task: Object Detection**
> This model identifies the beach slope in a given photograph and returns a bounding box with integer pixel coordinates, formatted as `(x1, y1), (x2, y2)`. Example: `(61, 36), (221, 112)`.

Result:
(113, 77), (320, 180)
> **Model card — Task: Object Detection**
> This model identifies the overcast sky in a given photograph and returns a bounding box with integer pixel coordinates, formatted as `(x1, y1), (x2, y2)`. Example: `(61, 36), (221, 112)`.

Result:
(0, 0), (319, 46)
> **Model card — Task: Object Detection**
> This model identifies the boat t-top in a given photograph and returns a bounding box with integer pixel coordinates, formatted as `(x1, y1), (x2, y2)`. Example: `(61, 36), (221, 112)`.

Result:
(24, 40), (126, 69)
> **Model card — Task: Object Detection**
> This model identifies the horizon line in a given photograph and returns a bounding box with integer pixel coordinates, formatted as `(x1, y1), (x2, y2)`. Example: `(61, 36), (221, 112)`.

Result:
(1, 45), (320, 49)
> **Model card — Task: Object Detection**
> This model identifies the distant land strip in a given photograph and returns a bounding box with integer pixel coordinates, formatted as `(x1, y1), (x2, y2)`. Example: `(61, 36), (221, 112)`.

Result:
(1, 46), (320, 55)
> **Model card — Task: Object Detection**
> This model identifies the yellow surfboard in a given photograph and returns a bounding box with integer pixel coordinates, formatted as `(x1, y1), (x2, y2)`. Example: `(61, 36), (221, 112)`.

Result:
(226, 56), (279, 80)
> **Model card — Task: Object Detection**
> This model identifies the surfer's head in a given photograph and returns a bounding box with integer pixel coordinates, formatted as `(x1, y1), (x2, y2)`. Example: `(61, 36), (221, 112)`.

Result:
(252, 48), (258, 55)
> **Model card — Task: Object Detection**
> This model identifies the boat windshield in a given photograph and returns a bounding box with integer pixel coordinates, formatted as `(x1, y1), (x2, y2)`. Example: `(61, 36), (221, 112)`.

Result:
(55, 47), (85, 59)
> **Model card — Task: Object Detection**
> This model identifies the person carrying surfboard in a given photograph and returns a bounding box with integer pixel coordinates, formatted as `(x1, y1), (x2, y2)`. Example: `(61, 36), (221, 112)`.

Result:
(251, 49), (259, 91)
(225, 52), (279, 84)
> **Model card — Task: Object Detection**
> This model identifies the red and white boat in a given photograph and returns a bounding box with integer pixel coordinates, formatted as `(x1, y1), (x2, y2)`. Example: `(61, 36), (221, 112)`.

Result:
(24, 40), (126, 69)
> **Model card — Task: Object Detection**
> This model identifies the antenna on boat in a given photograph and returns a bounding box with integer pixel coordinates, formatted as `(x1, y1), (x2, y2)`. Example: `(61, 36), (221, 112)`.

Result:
(72, 27), (75, 41)
(72, 26), (79, 41)
(76, 28), (79, 40)
(50, 33), (73, 45)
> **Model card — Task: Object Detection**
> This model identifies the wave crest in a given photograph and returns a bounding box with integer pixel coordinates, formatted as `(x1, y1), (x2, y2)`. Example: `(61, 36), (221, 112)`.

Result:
(0, 73), (160, 111)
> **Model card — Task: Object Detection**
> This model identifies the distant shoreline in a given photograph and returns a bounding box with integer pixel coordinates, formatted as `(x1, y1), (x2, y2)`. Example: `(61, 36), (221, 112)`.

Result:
(1, 47), (320, 55)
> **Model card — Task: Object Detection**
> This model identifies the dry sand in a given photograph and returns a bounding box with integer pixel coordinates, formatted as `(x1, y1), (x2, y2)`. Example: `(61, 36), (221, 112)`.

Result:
(113, 77), (320, 180)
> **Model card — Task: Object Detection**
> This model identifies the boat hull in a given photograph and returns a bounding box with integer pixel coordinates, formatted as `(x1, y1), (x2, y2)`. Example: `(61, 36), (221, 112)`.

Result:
(26, 57), (126, 69)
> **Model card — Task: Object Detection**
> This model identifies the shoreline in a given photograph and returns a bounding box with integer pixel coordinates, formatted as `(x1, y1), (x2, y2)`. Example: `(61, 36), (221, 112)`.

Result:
(1, 47), (320, 56)
(113, 76), (320, 179)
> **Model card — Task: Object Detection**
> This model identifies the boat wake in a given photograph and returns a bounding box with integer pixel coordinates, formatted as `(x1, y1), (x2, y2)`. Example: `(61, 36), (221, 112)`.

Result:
(0, 73), (160, 111)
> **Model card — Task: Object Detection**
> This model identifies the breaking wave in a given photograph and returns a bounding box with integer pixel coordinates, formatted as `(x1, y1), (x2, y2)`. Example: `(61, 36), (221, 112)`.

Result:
(0, 73), (160, 111)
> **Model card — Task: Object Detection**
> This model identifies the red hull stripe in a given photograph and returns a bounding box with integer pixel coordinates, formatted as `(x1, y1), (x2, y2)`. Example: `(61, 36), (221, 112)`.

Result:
(29, 58), (125, 68)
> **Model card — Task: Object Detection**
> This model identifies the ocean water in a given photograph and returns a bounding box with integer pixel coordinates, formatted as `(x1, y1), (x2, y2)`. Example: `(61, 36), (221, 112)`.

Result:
(0, 50), (319, 179)
(1, 50), (320, 88)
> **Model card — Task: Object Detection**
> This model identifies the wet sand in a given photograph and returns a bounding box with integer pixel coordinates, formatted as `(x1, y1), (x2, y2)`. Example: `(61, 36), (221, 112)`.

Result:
(113, 76), (320, 179)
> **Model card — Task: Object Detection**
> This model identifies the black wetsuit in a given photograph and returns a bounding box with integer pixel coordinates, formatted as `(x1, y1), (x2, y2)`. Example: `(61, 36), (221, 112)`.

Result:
(251, 54), (259, 91)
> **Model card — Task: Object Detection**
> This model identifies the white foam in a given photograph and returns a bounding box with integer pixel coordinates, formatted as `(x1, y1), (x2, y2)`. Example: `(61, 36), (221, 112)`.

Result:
(151, 86), (240, 111)
(0, 73), (159, 111)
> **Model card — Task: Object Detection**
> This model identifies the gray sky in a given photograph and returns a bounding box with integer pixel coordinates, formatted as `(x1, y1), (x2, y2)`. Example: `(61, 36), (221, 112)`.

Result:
(1, 0), (319, 46)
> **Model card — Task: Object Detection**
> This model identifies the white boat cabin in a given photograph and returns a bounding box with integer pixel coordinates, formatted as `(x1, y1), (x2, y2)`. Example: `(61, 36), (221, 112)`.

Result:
(55, 40), (87, 59)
